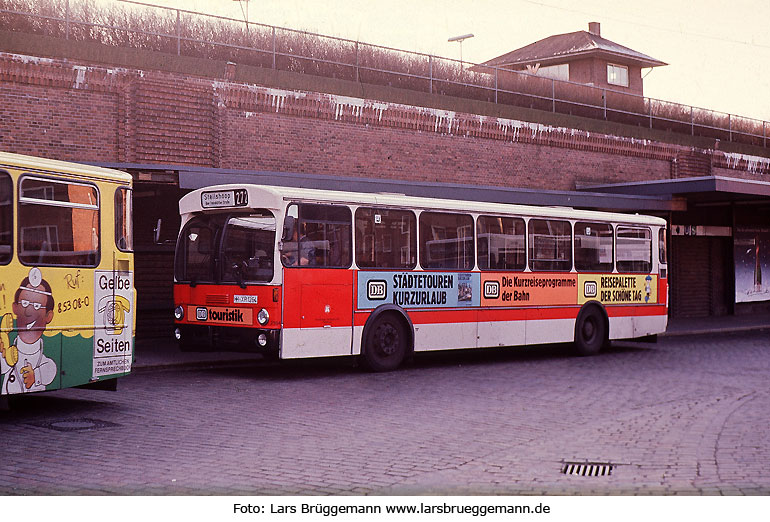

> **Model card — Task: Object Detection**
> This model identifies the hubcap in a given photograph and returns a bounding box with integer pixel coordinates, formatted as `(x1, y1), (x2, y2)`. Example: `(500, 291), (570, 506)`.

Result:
(375, 323), (398, 356)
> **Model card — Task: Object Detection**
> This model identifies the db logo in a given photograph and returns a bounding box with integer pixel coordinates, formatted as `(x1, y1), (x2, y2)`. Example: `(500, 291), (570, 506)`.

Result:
(367, 280), (387, 300)
(584, 281), (598, 298)
(484, 281), (500, 299)
(196, 307), (208, 321)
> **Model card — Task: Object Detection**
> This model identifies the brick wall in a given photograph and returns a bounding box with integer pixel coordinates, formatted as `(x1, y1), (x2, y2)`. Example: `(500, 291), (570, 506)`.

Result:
(2, 51), (769, 184)
(214, 82), (681, 189)
(132, 78), (216, 165)
(222, 109), (672, 190)
(0, 83), (119, 162)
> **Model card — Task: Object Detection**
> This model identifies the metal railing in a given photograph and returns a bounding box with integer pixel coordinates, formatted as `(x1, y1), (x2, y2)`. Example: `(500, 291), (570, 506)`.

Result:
(1, 0), (767, 149)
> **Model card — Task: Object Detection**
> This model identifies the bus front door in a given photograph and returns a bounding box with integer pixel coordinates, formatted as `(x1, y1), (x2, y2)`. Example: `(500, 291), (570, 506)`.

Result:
(281, 268), (354, 359)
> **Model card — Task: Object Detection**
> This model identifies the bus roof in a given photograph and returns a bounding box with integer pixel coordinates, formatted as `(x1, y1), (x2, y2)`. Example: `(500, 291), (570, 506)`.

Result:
(180, 183), (667, 226)
(0, 151), (132, 184)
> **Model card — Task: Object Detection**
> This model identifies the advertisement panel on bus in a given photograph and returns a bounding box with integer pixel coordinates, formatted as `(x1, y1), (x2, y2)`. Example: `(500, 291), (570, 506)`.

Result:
(357, 271), (659, 309)
(0, 265), (133, 395)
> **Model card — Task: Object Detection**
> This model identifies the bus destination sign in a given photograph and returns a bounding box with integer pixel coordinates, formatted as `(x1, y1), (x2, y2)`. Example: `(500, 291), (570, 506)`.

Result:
(201, 188), (248, 208)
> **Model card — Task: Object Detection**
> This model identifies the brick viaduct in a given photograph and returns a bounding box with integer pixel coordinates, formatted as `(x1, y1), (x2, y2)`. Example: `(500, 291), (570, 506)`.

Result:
(1, 35), (769, 334)
(3, 50), (769, 185)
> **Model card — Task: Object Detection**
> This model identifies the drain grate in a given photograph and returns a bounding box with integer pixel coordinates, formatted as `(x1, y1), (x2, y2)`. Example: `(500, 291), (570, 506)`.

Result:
(29, 418), (120, 432)
(561, 461), (614, 477)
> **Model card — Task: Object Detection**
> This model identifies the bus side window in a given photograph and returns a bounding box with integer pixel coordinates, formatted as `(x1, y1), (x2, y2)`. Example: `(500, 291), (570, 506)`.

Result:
(659, 229), (667, 264)
(574, 222), (613, 272)
(419, 212), (474, 270)
(355, 207), (416, 269)
(115, 187), (133, 252)
(18, 176), (100, 267)
(617, 226), (652, 273)
(0, 171), (11, 264)
(528, 219), (572, 272)
(477, 215), (525, 271)
(283, 203), (352, 268)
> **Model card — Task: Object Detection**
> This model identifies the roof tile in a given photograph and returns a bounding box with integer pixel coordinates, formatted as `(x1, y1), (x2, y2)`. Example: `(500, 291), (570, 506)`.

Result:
(480, 30), (666, 68)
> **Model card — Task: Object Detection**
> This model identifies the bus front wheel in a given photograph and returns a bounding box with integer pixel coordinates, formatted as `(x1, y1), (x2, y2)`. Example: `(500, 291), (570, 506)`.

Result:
(574, 306), (607, 356)
(362, 313), (408, 372)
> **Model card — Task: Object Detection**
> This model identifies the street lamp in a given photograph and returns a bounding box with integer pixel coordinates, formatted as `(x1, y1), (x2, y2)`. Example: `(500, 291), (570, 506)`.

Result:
(234, 0), (250, 36)
(448, 33), (474, 67)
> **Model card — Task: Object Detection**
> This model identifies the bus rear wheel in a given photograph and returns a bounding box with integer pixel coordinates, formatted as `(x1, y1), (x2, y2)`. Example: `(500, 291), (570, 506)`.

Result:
(362, 313), (408, 372)
(574, 306), (607, 356)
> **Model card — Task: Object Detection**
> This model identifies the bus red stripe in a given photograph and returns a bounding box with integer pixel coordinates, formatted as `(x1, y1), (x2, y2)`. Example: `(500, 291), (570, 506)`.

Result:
(354, 304), (667, 326)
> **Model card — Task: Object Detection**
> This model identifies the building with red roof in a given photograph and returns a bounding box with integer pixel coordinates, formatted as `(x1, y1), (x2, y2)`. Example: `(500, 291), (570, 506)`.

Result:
(475, 23), (666, 96)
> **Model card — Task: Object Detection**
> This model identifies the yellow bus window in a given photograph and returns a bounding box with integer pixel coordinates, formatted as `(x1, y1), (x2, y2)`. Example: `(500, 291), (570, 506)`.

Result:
(0, 172), (11, 264)
(18, 176), (100, 267)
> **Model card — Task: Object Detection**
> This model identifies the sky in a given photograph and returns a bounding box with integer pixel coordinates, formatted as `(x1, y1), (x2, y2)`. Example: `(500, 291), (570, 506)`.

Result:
(108, 0), (770, 122)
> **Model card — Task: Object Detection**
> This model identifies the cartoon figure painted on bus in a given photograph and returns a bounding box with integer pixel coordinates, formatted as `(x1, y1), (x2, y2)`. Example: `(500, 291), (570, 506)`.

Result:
(0, 268), (57, 395)
(644, 275), (653, 303)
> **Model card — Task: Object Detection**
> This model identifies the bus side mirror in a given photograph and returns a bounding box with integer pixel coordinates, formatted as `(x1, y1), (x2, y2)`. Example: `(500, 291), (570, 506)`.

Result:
(154, 219), (162, 244)
(282, 216), (295, 241)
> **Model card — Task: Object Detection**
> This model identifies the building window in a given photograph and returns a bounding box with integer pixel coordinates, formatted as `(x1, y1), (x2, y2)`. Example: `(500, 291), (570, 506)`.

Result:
(607, 63), (629, 87)
(532, 63), (569, 81)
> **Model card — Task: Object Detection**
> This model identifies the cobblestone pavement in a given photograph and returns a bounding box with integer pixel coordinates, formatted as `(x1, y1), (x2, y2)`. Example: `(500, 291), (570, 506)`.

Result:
(1, 331), (769, 495)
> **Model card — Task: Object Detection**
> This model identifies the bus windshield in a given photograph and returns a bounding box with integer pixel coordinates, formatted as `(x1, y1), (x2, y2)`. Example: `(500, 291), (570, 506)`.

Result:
(175, 211), (275, 284)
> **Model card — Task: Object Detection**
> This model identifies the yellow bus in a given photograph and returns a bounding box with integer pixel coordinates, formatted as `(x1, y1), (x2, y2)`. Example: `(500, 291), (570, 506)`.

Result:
(0, 152), (134, 400)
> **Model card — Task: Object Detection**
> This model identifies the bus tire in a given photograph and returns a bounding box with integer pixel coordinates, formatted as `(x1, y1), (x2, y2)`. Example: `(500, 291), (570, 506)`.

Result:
(574, 305), (608, 356)
(362, 312), (408, 372)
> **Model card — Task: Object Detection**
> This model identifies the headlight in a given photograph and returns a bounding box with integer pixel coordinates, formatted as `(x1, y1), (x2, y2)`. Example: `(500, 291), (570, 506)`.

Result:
(257, 308), (269, 325)
(174, 306), (184, 320)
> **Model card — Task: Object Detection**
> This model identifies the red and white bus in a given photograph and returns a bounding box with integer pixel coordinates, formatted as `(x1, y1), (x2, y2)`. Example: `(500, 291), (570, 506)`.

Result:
(173, 184), (668, 371)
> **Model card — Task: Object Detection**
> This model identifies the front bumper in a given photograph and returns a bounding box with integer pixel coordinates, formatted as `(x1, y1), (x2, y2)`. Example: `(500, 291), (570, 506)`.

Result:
(174, 324), (280, 356)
